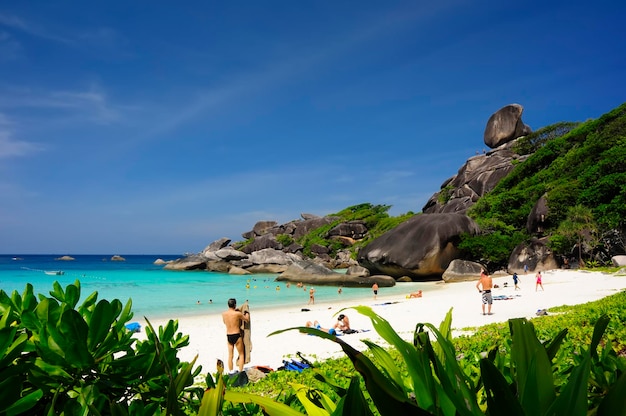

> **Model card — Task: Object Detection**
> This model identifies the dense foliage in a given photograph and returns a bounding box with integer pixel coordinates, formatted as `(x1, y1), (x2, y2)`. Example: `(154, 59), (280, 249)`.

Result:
(0, 281), (203, 415)
(3, 280), (626, 414)
(293, 203), (415, 258)
(248, 103), (626, 268)
(465, 103), (626, 265)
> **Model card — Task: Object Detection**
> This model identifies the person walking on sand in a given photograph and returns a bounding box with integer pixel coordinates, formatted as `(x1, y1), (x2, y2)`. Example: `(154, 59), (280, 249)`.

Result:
(222, 298), (249, 373)
(372, 282), (379, 299)
(513, 272), (521, 290)
(535, 271), (544, 291)
(476, 269), (493, 315)
(308, 287), (315, 304)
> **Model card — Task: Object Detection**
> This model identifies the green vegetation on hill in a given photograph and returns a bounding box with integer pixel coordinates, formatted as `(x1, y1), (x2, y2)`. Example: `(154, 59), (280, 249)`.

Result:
(243, 103), (626, 269)
(462, 103), (626, 267)
(281, 203), (415, 259)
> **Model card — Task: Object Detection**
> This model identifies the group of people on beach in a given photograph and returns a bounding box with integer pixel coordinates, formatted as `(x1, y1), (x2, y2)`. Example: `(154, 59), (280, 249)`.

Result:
(221, 267), (548, 372)
(476, 268), (545, 315)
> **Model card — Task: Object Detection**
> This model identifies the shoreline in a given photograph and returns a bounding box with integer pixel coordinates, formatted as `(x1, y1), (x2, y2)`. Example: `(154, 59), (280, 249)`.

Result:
(134, 269), (626, 374)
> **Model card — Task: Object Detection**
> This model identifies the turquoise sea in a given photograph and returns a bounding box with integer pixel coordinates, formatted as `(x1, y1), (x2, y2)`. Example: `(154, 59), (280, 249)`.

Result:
(0, 254), (424, 320)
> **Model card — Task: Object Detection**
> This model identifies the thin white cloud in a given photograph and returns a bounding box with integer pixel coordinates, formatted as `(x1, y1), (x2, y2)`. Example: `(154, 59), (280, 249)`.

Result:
(0, 113), (41, 158)
(0, 12), (74, 45)
(0, 85), (122, 125)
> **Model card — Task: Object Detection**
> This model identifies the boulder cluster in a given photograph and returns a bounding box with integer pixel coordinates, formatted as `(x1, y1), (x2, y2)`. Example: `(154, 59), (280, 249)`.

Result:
(166, 103), (567, 283)
(165, 214), (395, 287)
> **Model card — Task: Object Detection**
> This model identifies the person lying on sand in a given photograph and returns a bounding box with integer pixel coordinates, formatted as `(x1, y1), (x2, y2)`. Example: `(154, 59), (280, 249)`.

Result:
(333, 314), (351, 331)
(407, 290), (423, 298)
(305, 320), (337, 335)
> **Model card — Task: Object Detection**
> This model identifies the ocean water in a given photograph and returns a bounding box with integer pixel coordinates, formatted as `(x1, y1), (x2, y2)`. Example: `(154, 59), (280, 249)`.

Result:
(0, 254), (425, 320)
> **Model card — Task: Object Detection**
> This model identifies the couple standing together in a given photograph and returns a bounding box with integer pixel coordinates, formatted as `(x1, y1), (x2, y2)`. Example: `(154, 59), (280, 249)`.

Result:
(222, 298), (251, 373)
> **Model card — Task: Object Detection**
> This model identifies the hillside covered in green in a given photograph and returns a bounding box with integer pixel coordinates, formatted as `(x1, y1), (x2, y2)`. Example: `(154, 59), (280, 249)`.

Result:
(283, 103), (626, 270)
(464, 103), (626, 267)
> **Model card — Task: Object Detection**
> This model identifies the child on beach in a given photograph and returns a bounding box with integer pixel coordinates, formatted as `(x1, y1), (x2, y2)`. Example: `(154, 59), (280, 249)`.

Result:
(513, 272), (520, 290)
(536, 271), (544, 291)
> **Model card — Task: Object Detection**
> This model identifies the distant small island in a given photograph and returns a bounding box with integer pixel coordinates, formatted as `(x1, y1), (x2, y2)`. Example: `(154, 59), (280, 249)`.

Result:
(55, 255), (75, 261)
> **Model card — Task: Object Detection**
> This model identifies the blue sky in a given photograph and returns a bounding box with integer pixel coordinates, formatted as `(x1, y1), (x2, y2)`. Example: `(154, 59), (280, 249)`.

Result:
(1, 1), (624, 255)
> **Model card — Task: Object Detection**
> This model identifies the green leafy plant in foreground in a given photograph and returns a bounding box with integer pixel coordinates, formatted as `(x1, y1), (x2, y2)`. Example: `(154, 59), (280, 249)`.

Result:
(0, 280), (201, 415)
(206, 306), (626, 415)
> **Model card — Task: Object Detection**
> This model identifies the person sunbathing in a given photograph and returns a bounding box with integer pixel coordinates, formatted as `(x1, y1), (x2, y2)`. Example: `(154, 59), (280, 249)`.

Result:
(408, 290), (423, 298)
(305, 320), (337, 335)
(333, 314), (351, 331)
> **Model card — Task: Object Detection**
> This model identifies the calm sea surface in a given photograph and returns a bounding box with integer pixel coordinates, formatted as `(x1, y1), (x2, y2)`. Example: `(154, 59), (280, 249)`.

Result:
(0, 254), (424, 320)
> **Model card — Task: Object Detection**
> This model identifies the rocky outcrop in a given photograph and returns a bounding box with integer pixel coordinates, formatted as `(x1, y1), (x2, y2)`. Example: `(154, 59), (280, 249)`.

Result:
(422, 140), (530, 214)
(202, 238), (231, 255)
(55, 255), (75, 261)
(164, 254), (209, 271)
(611, 255), (626, 267)
(484, 104), (532, 148)
(442, 259), (484, 282)
(357, 213), (480, 280)
(276, 259), (395, 287)
(508, 237), (558, 274)
(240, 234), (282, 254)
(527, 194), (549, 234)
(327, 221), (368, 239)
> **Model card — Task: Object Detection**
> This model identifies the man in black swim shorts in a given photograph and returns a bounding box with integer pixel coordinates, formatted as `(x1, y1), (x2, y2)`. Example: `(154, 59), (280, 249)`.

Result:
(227, 333), (241, 345)
(222, 298), (249, 372)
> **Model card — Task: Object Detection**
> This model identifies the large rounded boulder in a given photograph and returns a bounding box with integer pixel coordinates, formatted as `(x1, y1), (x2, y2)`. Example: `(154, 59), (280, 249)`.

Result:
(484, 104), (532, 148)
(357, 213), (480, 280)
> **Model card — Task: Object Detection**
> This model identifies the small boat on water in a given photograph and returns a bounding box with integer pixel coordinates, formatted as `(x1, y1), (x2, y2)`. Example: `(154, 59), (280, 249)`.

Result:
(44, 270), (65, 276)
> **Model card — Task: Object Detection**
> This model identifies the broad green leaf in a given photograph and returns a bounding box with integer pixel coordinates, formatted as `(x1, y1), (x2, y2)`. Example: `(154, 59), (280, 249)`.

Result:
(2, 388), (43, 416)
(433, 307), (453, 361)
(546, 315), (610, 416)
(198, 373), (226, 416)
(330, 376), (375, 416)
(78, 291), (99, 316)
(49, 281), (65, 302)
(361, 340), (406, 391)
(57, 309), (93, 368)
(597, 370), (626, 416)
(416, 325), (480, 416)
(0, 330), (27, 368)
(290, 382), (334, 416)
(33, 357), (72, 378)
(509, 318), (555, 415)
(480, 358), (525, 416)
(350, 305), (437, 411)
(271, 325), (426, 415)
(89, 300), (115, 350)
(64, 282), (81, 309)
(225, 390), (305, 416)
(544, 328), (568, 361)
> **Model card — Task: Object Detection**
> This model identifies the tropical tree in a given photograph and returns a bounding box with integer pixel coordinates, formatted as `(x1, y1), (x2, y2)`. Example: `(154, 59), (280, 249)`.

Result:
(552, 204), (598, 267)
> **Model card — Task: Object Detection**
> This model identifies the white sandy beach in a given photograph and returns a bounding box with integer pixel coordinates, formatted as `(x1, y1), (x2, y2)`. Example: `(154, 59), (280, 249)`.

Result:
(135, 269), (626, 374)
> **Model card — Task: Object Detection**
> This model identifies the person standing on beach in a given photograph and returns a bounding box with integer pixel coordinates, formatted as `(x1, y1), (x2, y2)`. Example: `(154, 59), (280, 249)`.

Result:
(476, 269), (493, 315)
(308, 287), (315, 304)
(513, 272), (520, 290)
(372, 282), (379, 299)
(536, 271), (544, 291)
(222, 298), (249, 373)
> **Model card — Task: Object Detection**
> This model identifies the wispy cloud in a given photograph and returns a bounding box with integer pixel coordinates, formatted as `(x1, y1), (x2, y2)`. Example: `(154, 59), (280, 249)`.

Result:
(0, 85), (123, 125)
(0, 12), (74, 45)
(0, 113), (41, 158)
